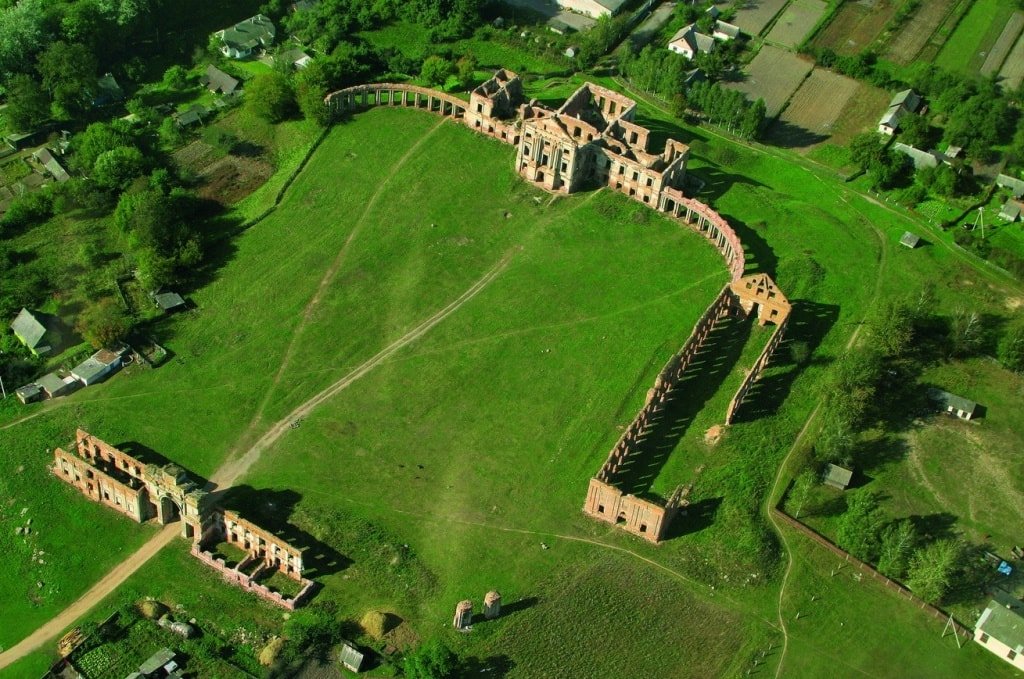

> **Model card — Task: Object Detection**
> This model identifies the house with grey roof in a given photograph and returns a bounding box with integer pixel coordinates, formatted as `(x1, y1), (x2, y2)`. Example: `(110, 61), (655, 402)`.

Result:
(276, 48), (312, 70)
(32, 148), (70, 182)
(668, 24), (717, 60)
(71, 349), (124, 386)
(201, 65), (240, 95)
(997, 173), (1024, 198)
(927, 388), (978, 420)
(889, 89), (921, 113)
(999, 199), (1023, 222)
(558, 0), (629, 19)
(712, 20), (741, 41)
(173, 105), (208, 129)
(893, 142), (942, 169)
(215, 14), (276, 59)
(152, 290), (187, 312)
(879, 89), (923, 135)
(10, 308), (64, 356)
(15, 383), (42, 404)
(823, 464), (853, 490)
(338, 641), (365, 672)
(974, 601), (1024, 671)
(37, 372), (77, 399)
(899, 231), (920, 248)
(91, 73), (124, 107)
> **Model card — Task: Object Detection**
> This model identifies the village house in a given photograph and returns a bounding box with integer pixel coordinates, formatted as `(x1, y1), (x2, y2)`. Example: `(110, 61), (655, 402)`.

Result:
(557, 0), (629, 19)
(152, 290), (187, 313)
(999, 198), (1023, 222)
(91, 73), (124, 108)
(974, 601), (1024, 671)
(668, 24), (717, 60)
(276, 48), (312, 70)
(200, 65), (240, 96)
(822, 464), (853, 490)
(38, 372), (78, 399)
(215, 14), (276, 59)
(71, 348), (124, 386)
(996, 173), (1024, 198)
(927, 388), (978, 420)
(899, 231), (921, 248)
(10, 308), (64, 356)
(878, 88), (921, 135)
(32, 148), (70, 182)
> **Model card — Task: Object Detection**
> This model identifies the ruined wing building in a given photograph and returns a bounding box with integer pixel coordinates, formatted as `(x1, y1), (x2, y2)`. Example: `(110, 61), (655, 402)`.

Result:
(53, 430), (314, 609)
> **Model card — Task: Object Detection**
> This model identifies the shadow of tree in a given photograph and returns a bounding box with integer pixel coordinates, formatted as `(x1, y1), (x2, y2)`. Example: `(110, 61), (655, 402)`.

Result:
(764, 119), (829, 150)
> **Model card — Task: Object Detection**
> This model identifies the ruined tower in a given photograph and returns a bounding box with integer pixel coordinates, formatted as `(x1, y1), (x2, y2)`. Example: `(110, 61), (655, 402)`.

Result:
(483, 591), (501, 620)
(453, 600), (473, 629)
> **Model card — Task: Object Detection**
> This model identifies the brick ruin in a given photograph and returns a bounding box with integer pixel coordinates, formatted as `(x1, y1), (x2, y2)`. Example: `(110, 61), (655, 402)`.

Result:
(583, 274), (791, 542)
(52, 430), (313, 609)
(325, 71), (791, 543)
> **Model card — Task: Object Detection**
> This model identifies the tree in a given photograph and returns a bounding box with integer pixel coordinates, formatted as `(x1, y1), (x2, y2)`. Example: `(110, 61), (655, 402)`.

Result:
(455, 54), (477, 88)
(836, 490), (885, 562)
(93, 146), (146, 189)
(295, 67), (331, 127)
(37, 42), (99, 118)
(403, 639), (458, 679)
(245, 71), (296, 123)
(997, 317), (1024, 373)
(869, 299), (915, 358)
(948, 307), (983, 358)
(850, 132), (885, 171)
(0, 0), (46, 76)
(786, 469), (817, 519)
(877, 519), (917, 579)
(738, 99), (766, 140)
(420, 55), (454, 86)
(162, 65), (190, 90)
(898, 112), (935, 149)
(71, 122), (130, 173)
(76, 298), (132, 348)
(4, 74), (50, 133)
(906, 538), (964, 603)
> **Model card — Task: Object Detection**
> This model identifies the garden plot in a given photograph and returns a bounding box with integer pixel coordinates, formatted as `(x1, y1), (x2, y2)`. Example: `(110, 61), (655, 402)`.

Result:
(771, 68), (860, 150)
(936, 0), (1018, 73)
(883, 0), (957, 64)
(981, 11), (1024, 74)
(999, 32), (1024, 89)
(725, 45), (814, 117)
(731, 0), (790, 37)
(813, 0), (898, 55)
(765, 0), (827, 48)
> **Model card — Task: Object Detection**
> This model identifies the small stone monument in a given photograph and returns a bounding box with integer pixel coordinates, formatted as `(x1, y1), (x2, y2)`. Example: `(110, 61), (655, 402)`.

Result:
(483, 591), (501, 620)
(453, 600), (473, 629)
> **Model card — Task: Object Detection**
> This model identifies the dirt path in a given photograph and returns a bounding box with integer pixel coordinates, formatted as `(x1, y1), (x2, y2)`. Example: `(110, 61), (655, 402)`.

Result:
(0, 252), (512, 669)
(231, 118), (448, 458)
(0, 524), (178, 670)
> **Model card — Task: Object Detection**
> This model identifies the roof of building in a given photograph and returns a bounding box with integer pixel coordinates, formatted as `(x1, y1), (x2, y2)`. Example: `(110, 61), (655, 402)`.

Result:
(92, 73), (124, 106)
(153, 291), (186, 311)
(138, 648), (177, 675)
(220, 14), (276, 51)
(37, 372), (67, 395)
(893, 142), (941, 169)
(591, 0), (630, 13)
(999, 199), (1022, 222)
(669, 24), (716, 54)
(338, 641), (365, 671)
(201, 65), (240, 95)
(278, 48), (312, 68)
(824, 464), (853, 488)
(714, 20), (741, 39)
(173, 105), (207, 127)
(15, 383), (42, 399)
(900, 231), (920, 248)
(976, 601), (1024, 651)
(927, 388), (977, 415)
(10, 308), (48, 350)
(890, 89), (920, 111)
(32, 147), (70, 182)
(72, 350), (121, 383)
(879, 105), (906, 128)
(997, 173), (1024, 197)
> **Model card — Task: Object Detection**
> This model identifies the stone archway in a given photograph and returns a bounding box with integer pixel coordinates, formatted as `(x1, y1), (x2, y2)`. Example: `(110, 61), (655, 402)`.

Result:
(157, 494), (181, 525)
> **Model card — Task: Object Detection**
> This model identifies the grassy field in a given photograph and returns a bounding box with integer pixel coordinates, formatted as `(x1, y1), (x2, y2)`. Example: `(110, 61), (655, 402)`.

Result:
(5, 82), (1024, 678)
(765, 0), (828, 48)
(936, 0), (1019, 73)
(732, 0), (790, 37)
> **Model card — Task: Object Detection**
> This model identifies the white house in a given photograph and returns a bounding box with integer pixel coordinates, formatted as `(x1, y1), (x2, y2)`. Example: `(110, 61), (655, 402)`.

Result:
(668, 24), (716, 60)
(71, 349), (124, 386)
(975, 601), (1024, 672)
(215, 14), (276, 59)
(878, 89), (922, 135)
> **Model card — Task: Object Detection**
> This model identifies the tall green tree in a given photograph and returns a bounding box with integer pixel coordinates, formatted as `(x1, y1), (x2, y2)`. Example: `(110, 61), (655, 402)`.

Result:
(245, 71), (296, 123)
(420, 55), (453, 86)
(877, 519), (917, 579)
(786, 469), (817, 519)
(403, 639), (458, 679)
(836, 490), (886, 562)
(37, 41), (99, 118)
(906, 538), (964, 604)
(997, 317), (1024, 373)
(0, 0), (46, 76)
(3, 74), (50, 132)
(93, 146), (146, 189)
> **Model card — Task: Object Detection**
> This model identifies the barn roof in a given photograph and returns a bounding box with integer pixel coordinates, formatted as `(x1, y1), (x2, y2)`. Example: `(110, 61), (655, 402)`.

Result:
(976, 601), (1024, 651)
(823, 464), (853, 489)
(900, 231), (920, 248)
(927, 388), (976, 416)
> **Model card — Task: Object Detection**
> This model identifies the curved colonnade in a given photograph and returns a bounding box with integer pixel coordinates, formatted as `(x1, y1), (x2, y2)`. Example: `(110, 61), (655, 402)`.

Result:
(323, 82), (786, 544)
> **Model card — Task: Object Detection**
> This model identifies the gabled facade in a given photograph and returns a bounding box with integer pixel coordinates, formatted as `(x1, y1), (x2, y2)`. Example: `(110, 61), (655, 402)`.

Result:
(216, 14), (276, 59)
(668, 24), (716, 60)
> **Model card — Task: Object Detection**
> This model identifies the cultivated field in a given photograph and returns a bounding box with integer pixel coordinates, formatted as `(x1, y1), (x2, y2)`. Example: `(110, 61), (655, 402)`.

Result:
(883, 0), (958, 64)
(813, 0), (898, 56)
(937, 0), (1019, 74)
(731, 0), (790, 37)
(999, 32), (1024, 89)
(771, 68), (860, 150)
(765, 0), (828, 48)
(725, 45), (814, 117)
(6, 87), (1024, 679)
(981, 11), (1024, 75)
